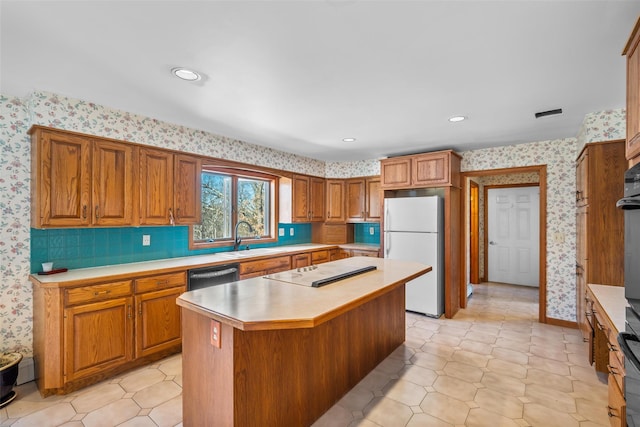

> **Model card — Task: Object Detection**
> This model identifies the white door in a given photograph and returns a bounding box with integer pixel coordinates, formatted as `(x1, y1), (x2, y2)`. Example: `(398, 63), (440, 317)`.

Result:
(487, 186), (539, 287)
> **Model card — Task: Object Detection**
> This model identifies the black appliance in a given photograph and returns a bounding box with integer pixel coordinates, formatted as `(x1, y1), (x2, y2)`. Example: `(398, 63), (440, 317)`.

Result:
(617, 161), (640, 426)
(187, 263), (239, 291)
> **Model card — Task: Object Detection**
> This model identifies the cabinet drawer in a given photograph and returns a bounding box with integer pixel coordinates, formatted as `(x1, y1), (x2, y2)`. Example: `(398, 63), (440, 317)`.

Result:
(240, 256), (291, 275)
(65, 281), (132, 306)
(135, 272), (186, 293)
(608, 374), (626, 427)
(351, 249), (380, 258)
(311, 250), (330, 264)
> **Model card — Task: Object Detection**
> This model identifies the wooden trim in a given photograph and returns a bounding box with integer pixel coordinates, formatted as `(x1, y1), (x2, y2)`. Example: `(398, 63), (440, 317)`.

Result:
(546, 317), (578, 329)
(460, 165), (547, 324)
(622, 16), (640, 55)
(469, 180), (479, 284)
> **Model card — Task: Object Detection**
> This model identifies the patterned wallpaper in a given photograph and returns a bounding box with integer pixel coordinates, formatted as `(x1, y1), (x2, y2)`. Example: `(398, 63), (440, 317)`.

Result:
(461, 139), (578, 321)
(0, 90), (626, 356)
(575, 108), (626, 153)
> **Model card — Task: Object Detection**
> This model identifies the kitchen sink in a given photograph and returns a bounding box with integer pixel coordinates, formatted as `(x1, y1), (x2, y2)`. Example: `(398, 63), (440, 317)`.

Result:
(217, 247), (286, 259)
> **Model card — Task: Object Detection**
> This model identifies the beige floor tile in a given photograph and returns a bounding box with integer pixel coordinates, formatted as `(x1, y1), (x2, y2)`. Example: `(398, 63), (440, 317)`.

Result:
(486, 358), (527, 379)
(70, 383), (126, 413)
(406, 413), (454, 427)
(116, 416), (159, 427)
(432, 375), (478, 401)
(58, 422), (85, 427)
(464, 330), (498, 345)
(81, 398), (141, 427)
(119, 368), (166, 393)
(419, 392), (470, 425)
(525, 368), (573, 393)
(498, 329), (533, 343)
(11, 402), (76, 427)
(421, 341), (456, 359)
(148, 395), (182, 427)
(411, 351), (449, 371)
(527, 355), (570, 376)
(389, 344), (416, 362)
(312, 404), (353, 427)
(567, 351), (593, 368)
(524, 383), (576, 413)
(338, 386), (375, 412)
(458, 338), (493, 356)
(438, 325), (469, 337)
(465, 407), (522, 427)
(357, 368), (394, 392)
(157, 355), (182, 376)
(491, 347), (529, 365)
(494, 337), (531, 353)
(528, 345), (568, 362)
(413, 319), (441, 331)
(397, 364), (439, 387)
(406, 326), (435, 341)
(451, 349), (491, 368)
(574, 398), (611, 426)
(570, 379), (609, 404)
(132, 381), (181, 409)
(443, 361), (484, 383)
(375, 356), (407, 376)
(481, 371), (526, 396)
(382, 378), (427, 406)
(430, 333), (462, 348)
(569, 365), (607, 386)
(473, 388), (524, 419)
(522, 403), (580, 427)
(363, 396), (413, 427)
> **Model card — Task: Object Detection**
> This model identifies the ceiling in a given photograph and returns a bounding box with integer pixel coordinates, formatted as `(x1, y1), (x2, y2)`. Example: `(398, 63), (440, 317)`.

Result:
(2, 1), (640, 162)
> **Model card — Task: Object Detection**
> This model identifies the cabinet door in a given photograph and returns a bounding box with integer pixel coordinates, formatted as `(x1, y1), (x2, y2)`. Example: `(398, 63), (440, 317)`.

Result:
(346, 179), (366, 222)
(174, 154), (202, 224)
(380, 158), (411, 189)
(412, 152), (450, 187)
(365, 178), (381, 221)
(292, 175), (310, 222)
(575, 151), (589, 206)
(625, 18), (640, 161)
(139, 148), (174, 225)
(291, 253), (311, 268)
(135, 287), (184, 358)
(92, 140), (135, 226)
(64, 297), (133, 382)
(325, 180), (346, 223)
(38, 130), (92, 227)
(309, 177), (325, 222)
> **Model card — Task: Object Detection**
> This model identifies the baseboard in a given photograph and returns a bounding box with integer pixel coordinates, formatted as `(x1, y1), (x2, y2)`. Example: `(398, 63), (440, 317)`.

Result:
(546, 317), (578, 329)
(17, 357), (35, 385)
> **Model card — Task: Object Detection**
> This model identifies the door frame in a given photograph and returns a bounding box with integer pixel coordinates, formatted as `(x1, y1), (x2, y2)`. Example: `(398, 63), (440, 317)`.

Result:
(460, 165), (547, 324)
(470, 180), (480, 284)
(484, 183), (540, 286)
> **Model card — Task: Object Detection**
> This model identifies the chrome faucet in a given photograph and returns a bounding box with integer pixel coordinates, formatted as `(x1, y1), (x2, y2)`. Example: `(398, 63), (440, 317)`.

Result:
(233, 221), (254, 251)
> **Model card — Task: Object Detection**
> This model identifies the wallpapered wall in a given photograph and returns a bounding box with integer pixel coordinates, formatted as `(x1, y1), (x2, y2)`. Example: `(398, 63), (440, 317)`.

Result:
(0, 89), (626, 356)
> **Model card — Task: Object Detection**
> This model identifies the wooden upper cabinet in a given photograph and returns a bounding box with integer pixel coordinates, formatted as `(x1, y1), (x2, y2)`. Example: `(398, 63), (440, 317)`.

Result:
(624, 17), (640, 161)
(92, 140), (135, 226)
(380, 150), (460, 190)
(325, 180), (346, 223)
(309, 177), (325, 222)
(346, 177), (381, 222)
(288, 174), (325, 223)
(366, 177), (381, 221)
(31, 128), (92, 227)
(380, 158), (411, 189)
(575, 150), (589, 206)
(139, 148), (174, 225)
(173, 154), (202, 224)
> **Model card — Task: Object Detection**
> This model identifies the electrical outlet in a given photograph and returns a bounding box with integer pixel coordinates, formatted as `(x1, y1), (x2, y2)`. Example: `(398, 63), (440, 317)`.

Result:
(279, 228), (285, 236)
(554, 232), (565, 244)
(369, 227), (375, 235)
(210, 320), (221, 349)
(289, 228), (294, 236)
(142, 235), (150, 246)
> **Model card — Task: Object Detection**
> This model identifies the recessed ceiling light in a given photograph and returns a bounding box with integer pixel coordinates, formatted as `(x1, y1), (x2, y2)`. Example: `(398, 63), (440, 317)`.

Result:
(171, 67), (201, 81)
(342, 138), (356, 142)
(448, 115), (467, 123)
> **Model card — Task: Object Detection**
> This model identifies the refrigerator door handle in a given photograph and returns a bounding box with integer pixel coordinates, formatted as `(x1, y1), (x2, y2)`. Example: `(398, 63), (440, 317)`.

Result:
(385, 232), (390, 256)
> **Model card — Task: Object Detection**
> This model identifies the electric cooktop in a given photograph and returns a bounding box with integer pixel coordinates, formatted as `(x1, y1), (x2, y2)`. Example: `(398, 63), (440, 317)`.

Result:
(264, 264), (377, 288)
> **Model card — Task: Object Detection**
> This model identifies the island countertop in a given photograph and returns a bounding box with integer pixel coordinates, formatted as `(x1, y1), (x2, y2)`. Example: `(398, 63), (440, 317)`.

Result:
(176, 256), (431, 331)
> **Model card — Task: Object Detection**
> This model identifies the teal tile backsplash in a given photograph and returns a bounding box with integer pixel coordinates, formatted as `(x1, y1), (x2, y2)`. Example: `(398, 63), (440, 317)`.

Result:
(30, 223), (313, 273)
(30, 222), (378, 273)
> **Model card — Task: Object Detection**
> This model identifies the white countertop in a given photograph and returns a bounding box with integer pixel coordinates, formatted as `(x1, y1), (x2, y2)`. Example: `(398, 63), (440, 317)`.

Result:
(588, 284), (627, 334)
(30, 243), (336, 286)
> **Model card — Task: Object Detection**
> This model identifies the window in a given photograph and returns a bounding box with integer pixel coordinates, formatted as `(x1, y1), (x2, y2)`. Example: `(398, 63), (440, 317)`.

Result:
(191, 167), (277, 248)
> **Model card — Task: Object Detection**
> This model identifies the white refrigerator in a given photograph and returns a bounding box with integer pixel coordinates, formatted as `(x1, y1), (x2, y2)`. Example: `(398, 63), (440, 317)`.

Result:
(384, 196), (444, 317)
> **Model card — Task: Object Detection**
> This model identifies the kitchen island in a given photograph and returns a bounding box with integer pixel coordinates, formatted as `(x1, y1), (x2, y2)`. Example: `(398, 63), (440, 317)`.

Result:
(176, 256), (431, 427)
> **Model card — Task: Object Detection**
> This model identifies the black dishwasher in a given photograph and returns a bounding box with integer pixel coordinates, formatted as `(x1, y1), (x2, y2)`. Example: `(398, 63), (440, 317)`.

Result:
(187, 263), (239, 291)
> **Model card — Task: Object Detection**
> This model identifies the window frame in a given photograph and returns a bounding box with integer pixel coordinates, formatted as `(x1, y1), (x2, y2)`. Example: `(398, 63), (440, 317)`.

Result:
(189, 166), (279, 250)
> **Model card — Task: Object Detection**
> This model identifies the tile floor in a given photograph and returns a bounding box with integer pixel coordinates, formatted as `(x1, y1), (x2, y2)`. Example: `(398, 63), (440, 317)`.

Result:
(0, 282), (610, 426)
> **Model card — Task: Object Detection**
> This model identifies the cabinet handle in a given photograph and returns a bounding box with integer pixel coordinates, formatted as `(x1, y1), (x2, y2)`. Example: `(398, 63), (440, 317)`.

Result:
(82, 205), (87, 219)
(607, 406), (619, 418)
(95, 205), (100, 220)
(608, 342), (619, 352)
(584, 311), (591, 317)
(169, 208), (175, 225)
(583, 337), (589, 343)
(93, 290), (111, 296)
(156, 280), (169, 286)
(607, 364), (618, 375)
(127, 304), (132, 319)
(138, 303), (142, 316)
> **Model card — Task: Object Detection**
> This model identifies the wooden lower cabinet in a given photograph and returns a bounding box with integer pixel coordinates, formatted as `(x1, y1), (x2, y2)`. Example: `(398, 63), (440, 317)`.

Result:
(64, 297), (133, 383)
(291, 253), (311, 269)
(33, 274), (185, 396)
(135, 286), (184, 358)
(239, 256), (291, 279)
(608, 374), (626, 427)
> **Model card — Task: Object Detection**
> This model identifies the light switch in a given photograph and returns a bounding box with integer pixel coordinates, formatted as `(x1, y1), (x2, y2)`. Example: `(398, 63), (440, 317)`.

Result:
(290, 228), (294, 236)
(279, 228), (285, 236)
(369, 227), (375, 235)
(142, 235), (151, 246)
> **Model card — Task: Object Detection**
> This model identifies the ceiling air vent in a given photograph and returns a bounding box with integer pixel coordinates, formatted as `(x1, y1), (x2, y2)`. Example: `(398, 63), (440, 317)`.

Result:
(534, 108), (563, 118)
